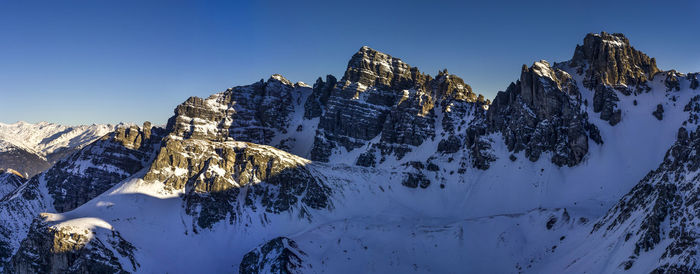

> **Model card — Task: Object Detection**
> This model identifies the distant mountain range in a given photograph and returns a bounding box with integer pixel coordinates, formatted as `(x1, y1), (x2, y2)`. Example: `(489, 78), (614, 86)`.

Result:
(0, 122), (115, 177)
(0, 32), (698, 273)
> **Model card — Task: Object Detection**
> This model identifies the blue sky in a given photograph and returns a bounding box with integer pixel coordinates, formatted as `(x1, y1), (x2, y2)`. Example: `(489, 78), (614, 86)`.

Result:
(1, 0), (698, 125)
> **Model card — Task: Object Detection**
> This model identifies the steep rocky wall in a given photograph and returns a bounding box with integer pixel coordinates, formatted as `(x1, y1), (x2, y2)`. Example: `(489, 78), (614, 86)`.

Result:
(570, 32), (660, 125)
(310, 46), (488, 163)
(144, 138), (332, 231)
(46, 123), (163, 213)
(167, 75), (309, 145)
(487, 61), (602, 167)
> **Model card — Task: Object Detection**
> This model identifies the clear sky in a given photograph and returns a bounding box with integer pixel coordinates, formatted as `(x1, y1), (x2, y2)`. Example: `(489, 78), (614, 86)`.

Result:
(1, 0), (699, 125)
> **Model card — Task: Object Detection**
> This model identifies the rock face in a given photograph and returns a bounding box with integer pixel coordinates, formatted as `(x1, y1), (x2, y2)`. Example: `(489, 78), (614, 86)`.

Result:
(310, 46), (487, 162)
(143, 137), (332, 231)
(592, 86), (622, 125)
(46, 123), (163, 213)
(652, 104), (664, 120)
(589, 96), (700, 273)
(239, 237), (309, 274)
(8, 217), (137, 274)
(304, 75), (337, 119)
(571, 32), (659, 91)
(570, 32), (660, 125)
(152, 87), (333, 230)
(167, 75), (312, 153)
(487, 61), (602, 167)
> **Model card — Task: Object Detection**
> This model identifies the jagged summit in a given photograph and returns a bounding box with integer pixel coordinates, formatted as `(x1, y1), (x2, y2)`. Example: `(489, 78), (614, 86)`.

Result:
(570, 32), (660, 90)
(342, 45), (425, 91)
(269, 73), (293, 86)
(487, 60), (599, 167)
(268, 73), (309, 88)
(566, 32), (668, 125)
(341, 46), (481, 102)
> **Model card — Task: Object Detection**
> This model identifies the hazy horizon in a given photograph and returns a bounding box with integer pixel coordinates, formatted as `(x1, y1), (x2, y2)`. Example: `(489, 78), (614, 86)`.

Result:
(1, 0), (699, 126)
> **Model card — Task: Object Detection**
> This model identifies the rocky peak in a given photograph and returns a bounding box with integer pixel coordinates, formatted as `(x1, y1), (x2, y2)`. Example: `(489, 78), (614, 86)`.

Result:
(112, 122), (154, 150)
(339, 46), (480, 104)
(486, 60), (601, 167)
(341, 46), (425, 91)
(269, 74), (293, 86)
(432, 69), (477, 102)
(519, 60), (580, 118)
(167, 74), (306, 144)
(571, 32), (660, 90)
(310, 46), (488, 162)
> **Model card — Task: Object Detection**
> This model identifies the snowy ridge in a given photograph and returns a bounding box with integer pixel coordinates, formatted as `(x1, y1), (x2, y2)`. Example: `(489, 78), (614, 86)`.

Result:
(0, 121), (113, 158)
(0, 121), (115, 178)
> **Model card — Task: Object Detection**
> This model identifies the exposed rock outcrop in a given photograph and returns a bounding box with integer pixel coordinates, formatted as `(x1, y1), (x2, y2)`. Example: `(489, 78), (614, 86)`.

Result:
(8, 217), (137, 274)
(239, 237), (309, 274)
(592, 85), (622, 125)
(168, 75), (308, 144)
(144, 138), (331, 231)
(571, 32), (659, 91)
(46, 123), (163, 213)
(310, 46), (487, 162)
(167, 75), (315, 158)
(652, 104), (664, 120)
(570, 32), (660, 125)
(304, 75), (337, 119)
(487, 61), (602, 167)
(664, 70), (682, 92)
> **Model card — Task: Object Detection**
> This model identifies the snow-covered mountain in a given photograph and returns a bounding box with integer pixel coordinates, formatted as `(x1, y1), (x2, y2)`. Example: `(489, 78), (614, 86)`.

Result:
(0, 122), (115, 177)
(1, 32), (699, 273)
